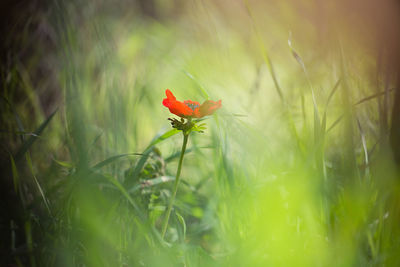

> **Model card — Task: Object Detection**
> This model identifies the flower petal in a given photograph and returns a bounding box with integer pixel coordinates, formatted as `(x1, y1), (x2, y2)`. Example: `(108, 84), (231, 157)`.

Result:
(172, 101), (194, 117)
(165, 89), (176, 101)
(163, 89), (193, 117)
(197, 99), (222, 117)
(163, 89), (221, 119)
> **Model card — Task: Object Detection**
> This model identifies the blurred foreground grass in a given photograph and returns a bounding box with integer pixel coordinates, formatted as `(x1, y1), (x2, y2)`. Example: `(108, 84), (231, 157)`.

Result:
(1, 0), (400, 266)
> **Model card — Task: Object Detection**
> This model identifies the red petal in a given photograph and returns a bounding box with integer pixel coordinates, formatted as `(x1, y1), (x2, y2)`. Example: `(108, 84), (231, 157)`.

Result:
(197, 99), (222, 118)
(165, 89), (176, 101)
(171, 101), (193, 117)
(163, 89), (193, 117)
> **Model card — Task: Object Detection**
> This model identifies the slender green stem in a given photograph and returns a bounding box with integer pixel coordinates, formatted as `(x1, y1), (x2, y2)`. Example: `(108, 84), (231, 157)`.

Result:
(161, 132), (189, 239)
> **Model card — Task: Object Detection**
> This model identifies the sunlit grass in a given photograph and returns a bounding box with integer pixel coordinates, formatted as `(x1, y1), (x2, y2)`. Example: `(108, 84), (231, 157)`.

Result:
(1, 0), (400, 266)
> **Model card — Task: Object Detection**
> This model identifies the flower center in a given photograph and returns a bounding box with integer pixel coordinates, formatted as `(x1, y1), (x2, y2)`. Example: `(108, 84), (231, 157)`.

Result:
(185, 103), (199, 111)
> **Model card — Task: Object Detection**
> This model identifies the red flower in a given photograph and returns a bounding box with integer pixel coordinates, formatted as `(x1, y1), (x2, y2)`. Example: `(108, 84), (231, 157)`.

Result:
(163, 89), (221, 118)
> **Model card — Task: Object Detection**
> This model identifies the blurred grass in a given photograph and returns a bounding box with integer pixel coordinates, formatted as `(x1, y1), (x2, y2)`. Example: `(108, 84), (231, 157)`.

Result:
(1, 0), (400, 266)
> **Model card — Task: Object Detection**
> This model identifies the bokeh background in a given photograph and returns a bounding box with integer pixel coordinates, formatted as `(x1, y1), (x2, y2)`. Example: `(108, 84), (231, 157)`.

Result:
(2, 0), (400, 266)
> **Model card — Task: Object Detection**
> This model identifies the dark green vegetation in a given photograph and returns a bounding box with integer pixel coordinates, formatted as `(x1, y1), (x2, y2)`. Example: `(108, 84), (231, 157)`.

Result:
(1, 0), (400, 266)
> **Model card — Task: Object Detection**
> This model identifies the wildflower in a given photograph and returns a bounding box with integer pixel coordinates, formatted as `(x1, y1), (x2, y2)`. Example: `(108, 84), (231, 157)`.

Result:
(162, 89), (221, 118)
(161, 88), (221, 239)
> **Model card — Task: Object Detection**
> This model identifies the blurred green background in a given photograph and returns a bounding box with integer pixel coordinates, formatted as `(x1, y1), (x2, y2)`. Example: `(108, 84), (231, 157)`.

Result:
(1, 0), (400, 266)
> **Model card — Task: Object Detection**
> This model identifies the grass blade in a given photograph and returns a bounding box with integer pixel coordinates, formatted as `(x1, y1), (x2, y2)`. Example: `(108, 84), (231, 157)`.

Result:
(9, 154), (19, 194)
(1, 96), (26, 142)
(183, 71), (209, 99)
(92, 153), (142, 169)
(326, 78), (342, 108)
(165, 148), (193, 163)
(101, 173), (142, 216)
(244, 0), (284, 102)
(176, 212), (186, 241)
(53, 158), (75, 169)
(26, 153), (52, 215)
(327, 115), (343, 133)
(125, 129), (180, 187)
(357, 118), (370, 178)
(145, 129), (180, 151)
(354, 88), (395, 106)
(15, 108), (58, 161)
(288, 34), (322, 144)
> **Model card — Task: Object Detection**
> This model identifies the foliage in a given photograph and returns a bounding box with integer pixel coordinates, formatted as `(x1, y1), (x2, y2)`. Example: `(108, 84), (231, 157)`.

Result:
(1, 0), (400, 266)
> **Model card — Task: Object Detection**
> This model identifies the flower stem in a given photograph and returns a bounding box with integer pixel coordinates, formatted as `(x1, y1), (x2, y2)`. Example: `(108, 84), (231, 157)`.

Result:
(161, 132), (189, 239)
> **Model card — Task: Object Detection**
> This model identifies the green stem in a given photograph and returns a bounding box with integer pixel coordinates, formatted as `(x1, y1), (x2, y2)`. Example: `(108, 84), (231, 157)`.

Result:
(161, 132), (189, 239)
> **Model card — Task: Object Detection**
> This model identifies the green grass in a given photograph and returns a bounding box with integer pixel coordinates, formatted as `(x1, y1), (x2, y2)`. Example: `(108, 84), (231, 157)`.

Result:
(1, 0), (400, 266)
